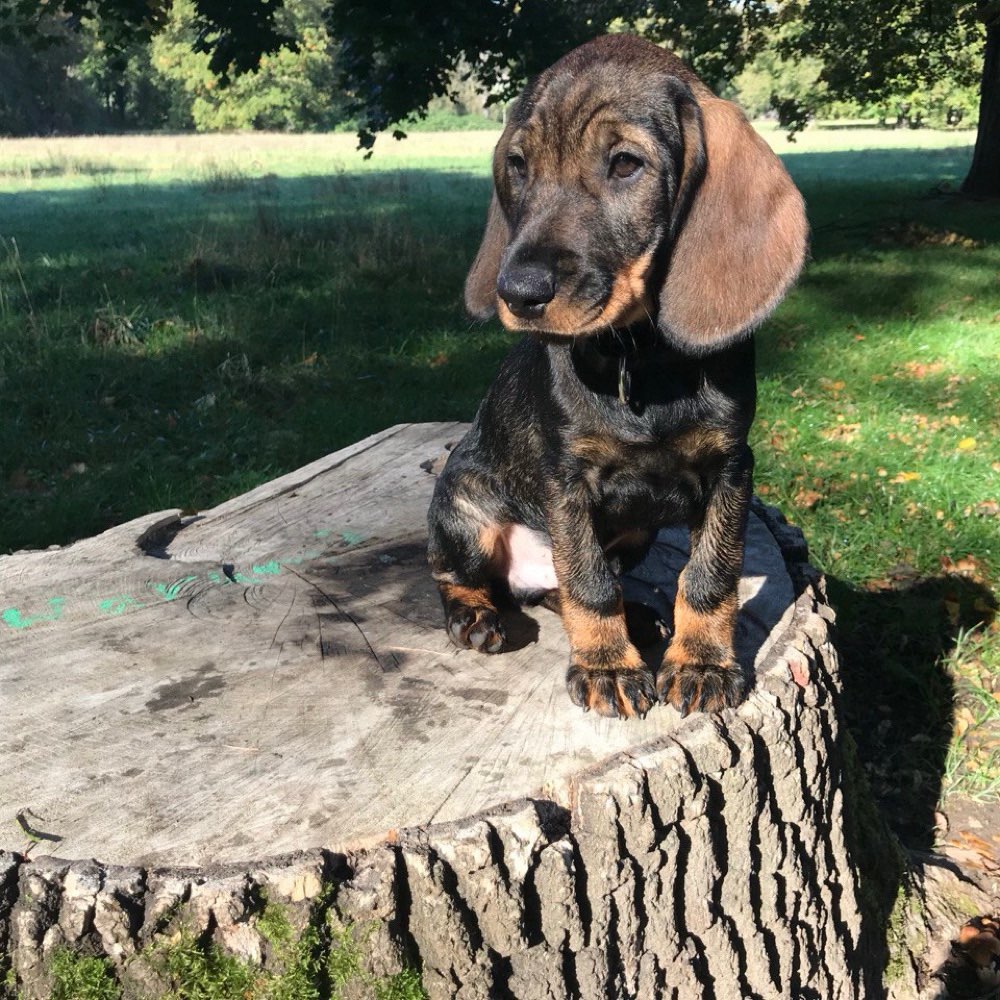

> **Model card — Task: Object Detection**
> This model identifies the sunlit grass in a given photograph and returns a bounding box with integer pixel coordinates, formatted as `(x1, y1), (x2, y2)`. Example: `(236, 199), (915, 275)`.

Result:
(0, 131), (500, 192)
(0, 122), (977, 191)
(942, 627), (1000, 802)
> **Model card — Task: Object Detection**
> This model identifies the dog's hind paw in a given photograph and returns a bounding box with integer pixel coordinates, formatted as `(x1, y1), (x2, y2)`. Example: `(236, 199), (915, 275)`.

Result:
(566, 663), (657, 719)
(657, 660), (745, 716)
(447, 606), (506, 654)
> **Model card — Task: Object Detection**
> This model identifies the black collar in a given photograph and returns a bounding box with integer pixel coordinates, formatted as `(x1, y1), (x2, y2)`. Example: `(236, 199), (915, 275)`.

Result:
(573, 323), (661, 414)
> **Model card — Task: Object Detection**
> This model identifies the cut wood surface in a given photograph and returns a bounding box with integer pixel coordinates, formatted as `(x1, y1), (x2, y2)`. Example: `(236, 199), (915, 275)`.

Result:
(0, 422), (793, 867)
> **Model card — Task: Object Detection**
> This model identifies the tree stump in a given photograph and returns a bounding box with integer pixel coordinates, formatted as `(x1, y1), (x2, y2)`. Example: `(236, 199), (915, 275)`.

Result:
(0, 423), (984, 998)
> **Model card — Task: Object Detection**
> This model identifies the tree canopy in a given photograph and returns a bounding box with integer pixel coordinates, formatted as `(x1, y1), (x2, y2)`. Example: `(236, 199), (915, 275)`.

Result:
(1, 0), (995, 193)
(320, 0), (995, 190)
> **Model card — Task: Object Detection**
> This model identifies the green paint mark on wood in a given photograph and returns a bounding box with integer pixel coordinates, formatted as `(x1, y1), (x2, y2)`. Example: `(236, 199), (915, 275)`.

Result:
(340, 530), (365, 546)
(150, 576), (198, 601)
(314, 528), (332, 539)
(98, 595), (144, 615)
(223, 561), (285, 585)
(251, 561), (282, 577)
(1, 597), (66, 630)
(0, 547), (342, 632)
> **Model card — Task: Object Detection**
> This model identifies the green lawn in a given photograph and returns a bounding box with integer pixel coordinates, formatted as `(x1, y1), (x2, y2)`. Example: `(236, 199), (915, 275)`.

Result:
(1, 125), (997, 843)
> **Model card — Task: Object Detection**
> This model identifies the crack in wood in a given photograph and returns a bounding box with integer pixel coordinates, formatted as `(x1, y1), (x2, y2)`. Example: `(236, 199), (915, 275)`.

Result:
(283, 563), (384, 671)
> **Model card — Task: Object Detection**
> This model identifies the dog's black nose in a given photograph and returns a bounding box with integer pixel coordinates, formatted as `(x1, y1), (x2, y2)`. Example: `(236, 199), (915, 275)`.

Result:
(497, 266), (555, 319)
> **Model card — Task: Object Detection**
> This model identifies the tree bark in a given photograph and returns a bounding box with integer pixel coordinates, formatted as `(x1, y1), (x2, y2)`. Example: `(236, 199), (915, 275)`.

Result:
(961, 9), (1000, 197)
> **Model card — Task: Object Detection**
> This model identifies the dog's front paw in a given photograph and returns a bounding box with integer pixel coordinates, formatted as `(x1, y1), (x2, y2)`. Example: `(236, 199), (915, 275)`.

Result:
(447, 605), (506, 653)
(657, 659), (744, 716)
(566, 662), (657, 719)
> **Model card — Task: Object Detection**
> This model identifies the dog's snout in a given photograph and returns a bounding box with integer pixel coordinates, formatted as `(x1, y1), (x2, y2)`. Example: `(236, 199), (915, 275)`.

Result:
(498, 266), (556, 319)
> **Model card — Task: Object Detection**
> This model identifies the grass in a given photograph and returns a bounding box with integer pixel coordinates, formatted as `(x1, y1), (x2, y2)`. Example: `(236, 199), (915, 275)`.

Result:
(1, 899), (426, 1000)
(47, 951), (121, 1000)
(0, 123), (998, 843)
(943, 627), (1000, 802)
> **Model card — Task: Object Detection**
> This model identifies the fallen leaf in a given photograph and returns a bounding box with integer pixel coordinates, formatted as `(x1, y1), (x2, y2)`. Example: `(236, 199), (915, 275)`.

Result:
(902, 360), (945, 379)
(794, 489), (823, 509)
(876, 221), (983, 249)
(954, 916), (1000, 985)
(954, 830), (997, 860)
(890, 471), (921, 483)
(7, 470), (47, 494)
(957, 437), (977, 451)
(941, 554), (987, 581)
(953, 706), (977, 739)
(820, 423), (860, 442)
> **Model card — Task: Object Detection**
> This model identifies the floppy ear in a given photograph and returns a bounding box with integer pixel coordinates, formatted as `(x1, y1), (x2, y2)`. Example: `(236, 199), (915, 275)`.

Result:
(659, 96), (808, 352)
(464, 193), (510, 319)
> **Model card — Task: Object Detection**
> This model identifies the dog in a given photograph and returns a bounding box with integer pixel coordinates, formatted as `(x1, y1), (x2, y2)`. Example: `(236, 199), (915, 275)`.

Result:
(427, 34), (807, 719)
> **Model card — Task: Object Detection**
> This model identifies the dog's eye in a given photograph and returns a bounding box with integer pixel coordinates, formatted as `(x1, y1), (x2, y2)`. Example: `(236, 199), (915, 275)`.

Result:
(507, 153), (527, 179)
(609, 152), (643, 180)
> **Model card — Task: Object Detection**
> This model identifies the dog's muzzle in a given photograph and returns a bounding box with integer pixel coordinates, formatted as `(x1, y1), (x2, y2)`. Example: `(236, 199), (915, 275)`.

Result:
(497, 265), (556, 319)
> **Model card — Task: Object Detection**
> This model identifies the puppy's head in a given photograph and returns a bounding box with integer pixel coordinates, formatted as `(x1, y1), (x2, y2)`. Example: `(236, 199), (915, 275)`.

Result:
(465, 34), (808, 353)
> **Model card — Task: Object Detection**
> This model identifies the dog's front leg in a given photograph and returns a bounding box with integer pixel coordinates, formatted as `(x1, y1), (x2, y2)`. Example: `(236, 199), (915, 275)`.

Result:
(548, 487), (656, 719)
(658, 447), (752, 715)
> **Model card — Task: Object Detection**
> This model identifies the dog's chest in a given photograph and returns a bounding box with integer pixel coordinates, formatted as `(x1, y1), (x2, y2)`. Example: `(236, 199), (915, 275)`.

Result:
(570, 426), (729, 528)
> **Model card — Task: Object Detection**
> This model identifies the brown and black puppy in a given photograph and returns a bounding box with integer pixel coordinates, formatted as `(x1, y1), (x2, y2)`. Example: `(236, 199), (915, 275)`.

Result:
(427, 34), (807, 719)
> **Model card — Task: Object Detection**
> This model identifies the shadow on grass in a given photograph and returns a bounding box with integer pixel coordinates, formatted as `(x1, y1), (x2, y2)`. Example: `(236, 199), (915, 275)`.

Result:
(831, 573), (997, 849)
(824, 568), (997, 995)
(844, 574), (1000, 998)
(0, 168), (500, 552)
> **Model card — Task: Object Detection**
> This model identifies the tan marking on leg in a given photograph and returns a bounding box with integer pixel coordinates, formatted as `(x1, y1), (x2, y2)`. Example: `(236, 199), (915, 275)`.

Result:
(561, 596), (643, 669)
(438, 582), (496, 611)
(664, 584), (738, 668)
(659, 574), (743, 712)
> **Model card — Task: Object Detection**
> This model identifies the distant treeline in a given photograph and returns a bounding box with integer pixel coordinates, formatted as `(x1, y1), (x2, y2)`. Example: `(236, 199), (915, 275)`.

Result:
(0, 0), (503, 135)
(0, 0), (980, 136)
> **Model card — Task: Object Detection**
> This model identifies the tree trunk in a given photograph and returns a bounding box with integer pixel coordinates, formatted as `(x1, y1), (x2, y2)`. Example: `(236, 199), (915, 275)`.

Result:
(0, 424), (992, 999)
(961, 10), (1000, 197)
